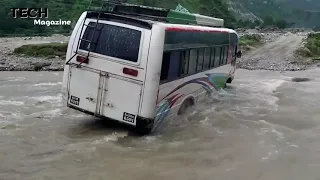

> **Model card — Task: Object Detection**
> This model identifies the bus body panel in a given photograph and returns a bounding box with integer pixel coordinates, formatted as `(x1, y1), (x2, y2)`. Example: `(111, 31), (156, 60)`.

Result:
(154, 64), (233, 127)
(68, 66), (100, 113)
(153, 24), (239, 127)
(101, 74), (143, 125)
(138, 24), (165, 119)
(62, 12), (87, 102)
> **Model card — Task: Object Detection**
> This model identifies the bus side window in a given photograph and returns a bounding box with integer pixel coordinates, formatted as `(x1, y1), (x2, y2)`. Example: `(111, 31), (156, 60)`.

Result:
(197, 48), (204, 72)
(160, 52), (171, 82)
(215, 47), (221, 67)
(188, 49), (197, 75)
(167, 51), (180, 81)
(203, 48), (211, 70)
(160, 51), (182, 83)
(220, 47), (224, 65)
(224, 46), (228, 65)
(210, 47), (215, 68)
(181, 50), (189, 76)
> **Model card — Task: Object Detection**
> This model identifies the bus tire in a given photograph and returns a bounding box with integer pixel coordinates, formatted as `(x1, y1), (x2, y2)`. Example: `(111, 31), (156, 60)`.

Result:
(226, 77), (232, 84)
(177, 98), (194, 115)
(135, 116), (154, 135)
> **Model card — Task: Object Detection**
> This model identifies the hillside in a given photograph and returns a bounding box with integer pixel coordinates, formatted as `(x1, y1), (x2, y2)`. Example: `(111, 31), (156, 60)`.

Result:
(0, 0), (237, 36)
(230, 0), (320, 28)
(0, 0), (320, 37)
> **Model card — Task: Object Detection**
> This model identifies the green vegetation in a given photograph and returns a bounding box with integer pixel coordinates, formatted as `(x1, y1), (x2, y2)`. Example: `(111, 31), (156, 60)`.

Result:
(13, 43), (68, 58)
(239, 34), (263, 51)
(1, 0), (320, 37)
(0, 0), (237, 37)
(296, 33), (320, 60)
(231, 0), (320, 29)
(0, 0), (89, 37)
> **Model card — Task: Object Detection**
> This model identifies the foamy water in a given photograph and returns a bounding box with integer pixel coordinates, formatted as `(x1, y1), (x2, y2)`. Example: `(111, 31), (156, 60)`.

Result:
(4, 77), (26, 82)
(0, 100), (24, 106)
(29, 94), (62, 103)
(28, 108), (62, 119)
(33, 82), (62, 86)
(91, 132), (128, 145)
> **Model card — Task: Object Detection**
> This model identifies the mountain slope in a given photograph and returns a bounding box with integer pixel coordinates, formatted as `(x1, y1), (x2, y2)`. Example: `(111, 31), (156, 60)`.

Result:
(1, 0), (320, 37)
(230, 0), (320, 28)
(0, 0), (237, 36)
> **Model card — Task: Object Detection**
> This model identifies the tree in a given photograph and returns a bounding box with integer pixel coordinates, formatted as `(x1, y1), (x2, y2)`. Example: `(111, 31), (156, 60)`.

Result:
(262, 16), (274, 27)
(253, 20), (262, 27)
(275, 19), (288, 29)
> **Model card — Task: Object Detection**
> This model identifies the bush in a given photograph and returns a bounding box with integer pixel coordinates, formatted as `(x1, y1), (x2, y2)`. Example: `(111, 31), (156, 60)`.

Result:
(13, 43), (68, 58)
(239, 34), (263, 46)
(296, 33), (320, 59)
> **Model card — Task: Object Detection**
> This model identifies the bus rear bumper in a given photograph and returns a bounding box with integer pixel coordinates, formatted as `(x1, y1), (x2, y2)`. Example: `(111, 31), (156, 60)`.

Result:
(67, 104), (154, 135)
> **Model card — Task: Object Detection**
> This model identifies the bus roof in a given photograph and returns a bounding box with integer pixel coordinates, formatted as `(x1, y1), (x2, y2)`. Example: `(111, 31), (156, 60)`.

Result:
(160, 23), (238, 35)
(85, 10), (238, 37)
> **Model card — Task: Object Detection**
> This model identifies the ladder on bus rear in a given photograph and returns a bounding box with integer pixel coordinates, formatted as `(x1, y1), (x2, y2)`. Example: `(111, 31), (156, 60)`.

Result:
(65, 0), (123, 66)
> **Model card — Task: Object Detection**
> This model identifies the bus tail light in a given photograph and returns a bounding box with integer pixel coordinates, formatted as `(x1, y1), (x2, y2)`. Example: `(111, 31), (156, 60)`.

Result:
(76, 56), (89, 64)
(123, 67), (138, 77)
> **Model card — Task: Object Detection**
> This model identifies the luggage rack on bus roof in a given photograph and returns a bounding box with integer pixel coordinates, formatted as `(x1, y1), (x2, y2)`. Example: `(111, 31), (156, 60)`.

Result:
(65, 0), (224, 67)
(87, 0), (224, 27)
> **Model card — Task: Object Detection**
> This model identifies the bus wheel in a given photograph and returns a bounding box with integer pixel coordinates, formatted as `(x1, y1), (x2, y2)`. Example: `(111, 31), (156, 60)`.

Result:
(226, 78), (232, 84)
(177, 99), (194, 115)
(135, 126), (153, 135)
(135, 116), (154, 135)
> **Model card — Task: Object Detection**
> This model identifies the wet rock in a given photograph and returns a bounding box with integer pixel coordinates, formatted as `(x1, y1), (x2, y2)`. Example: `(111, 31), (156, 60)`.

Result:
(47, 67), (64, 71)
(34, 115), (45, 119)
(291, 77), (311, 82)
(34, 64), (43, 71)
(33, 62), (52, 71)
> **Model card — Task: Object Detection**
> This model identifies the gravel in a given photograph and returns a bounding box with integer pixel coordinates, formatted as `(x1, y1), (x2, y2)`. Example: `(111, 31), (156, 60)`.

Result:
(237, 31), (312, 71)
(0, 34), (69, 71)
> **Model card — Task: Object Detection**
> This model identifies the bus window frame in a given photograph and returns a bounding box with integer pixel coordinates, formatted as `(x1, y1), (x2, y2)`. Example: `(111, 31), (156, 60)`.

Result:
(159, 43), (233, 85)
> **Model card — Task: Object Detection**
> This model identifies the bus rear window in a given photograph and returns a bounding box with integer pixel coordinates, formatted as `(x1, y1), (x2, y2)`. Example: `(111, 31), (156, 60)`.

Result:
(79, 22), (141, 62)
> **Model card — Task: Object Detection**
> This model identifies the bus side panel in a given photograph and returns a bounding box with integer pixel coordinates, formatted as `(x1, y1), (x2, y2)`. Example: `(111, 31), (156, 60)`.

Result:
(157, 79), (185, 116)
(139, 25), (165, 119)
(182, 72), (209, 103)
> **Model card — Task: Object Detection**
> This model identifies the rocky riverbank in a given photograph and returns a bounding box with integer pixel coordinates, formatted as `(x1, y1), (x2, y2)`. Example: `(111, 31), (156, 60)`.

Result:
(0, 29), (316, 72)
(0, 34), (69, 71)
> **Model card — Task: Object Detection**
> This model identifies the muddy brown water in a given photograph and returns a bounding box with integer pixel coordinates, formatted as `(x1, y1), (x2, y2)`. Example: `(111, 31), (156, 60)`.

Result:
(1, 68), (320, 180)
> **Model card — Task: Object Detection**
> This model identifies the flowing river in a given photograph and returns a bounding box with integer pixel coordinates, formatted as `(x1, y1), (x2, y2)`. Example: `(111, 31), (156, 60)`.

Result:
(1, 68), (320, 180)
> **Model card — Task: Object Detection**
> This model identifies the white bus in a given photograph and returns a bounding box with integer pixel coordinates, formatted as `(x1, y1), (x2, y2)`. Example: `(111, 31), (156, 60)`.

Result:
(61, 4), (241, 135)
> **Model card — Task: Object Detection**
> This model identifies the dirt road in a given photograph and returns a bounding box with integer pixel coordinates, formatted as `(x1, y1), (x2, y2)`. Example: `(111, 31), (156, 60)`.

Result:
(237, 33), (309, 71)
